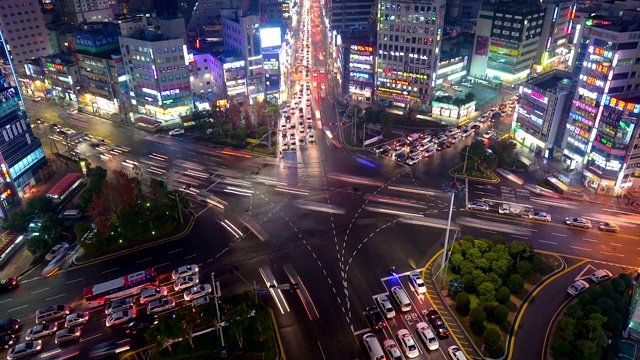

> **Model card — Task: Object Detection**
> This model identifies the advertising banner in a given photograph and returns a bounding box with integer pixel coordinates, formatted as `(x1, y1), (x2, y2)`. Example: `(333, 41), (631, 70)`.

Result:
(474, 36), (489, 56)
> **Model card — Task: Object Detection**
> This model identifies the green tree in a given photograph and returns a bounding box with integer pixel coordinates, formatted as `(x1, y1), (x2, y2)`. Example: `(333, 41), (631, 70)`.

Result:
(493, 304), (509, 324)
(75, 222), (93, 244)
(584, 305), (602, 317)
(585, 287), (603, 302)
(450, 253), (464, 271)
(477, 282), (496, 304)
(491, 259), (512, 278)
(459, 140), (487, 171)
(610, 277), (626, 294)
(490, 235), (505, 246)
(576, 294), (592, 308)
(176, 306), (202, 351)
(606, 293), (625, 313)
(507, 274), (524, 294)
(459, 260), (476, 276)
(517, 261), (532, 279)
(462, 274), (476, 294)
(2, 209), (32, 232)
(144, 313), (181, 356)
(596, 298), (615, 314)
(475, 258), (490, 272)
(483, 327), (501, 348)
(617, 273), (633, 289)
(455, 292), (471, 316)
(39, 213), (64, 242)
(604, 311), (623, 333)
(557, 317), (577, 343)
(26, 234), (52, 258)
(379, 112), (394, 137)
(475, 238), (491, 254)
(599, 282), (614, 296)
(496, 286), (511, 305)
(554, 341), (572, 359)
(508, 241), (531, 263)
(576, 339), (599, 360)
(469, 307), (486, 333)
(565, 304), (584, 320)
(465, 248), (482, 262)
(25, 195), (54, 216)
(530, 255), (543, 273)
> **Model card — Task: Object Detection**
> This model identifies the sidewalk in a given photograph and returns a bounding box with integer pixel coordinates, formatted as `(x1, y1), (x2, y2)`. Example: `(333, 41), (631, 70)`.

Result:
(0, 246), (34, 279)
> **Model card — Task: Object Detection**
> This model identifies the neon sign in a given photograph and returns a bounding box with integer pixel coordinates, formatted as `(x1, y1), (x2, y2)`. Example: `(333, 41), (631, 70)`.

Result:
(350, 45), (373, 53)
(596, 135), (613, 148)
(566, 123), (590, 138)
(573, 99), (597, 113)
(603, 95), (640, 113)
(350, 72), (370, 80)
(160, 89), (180, 96)
(569, 111), (594, 126)
(587, 46), (613, 59)
(578, 86), (598, 100)
(47, 62), (67, 72)
(522, 87), (548, 104)
(579, 74), (605, 88)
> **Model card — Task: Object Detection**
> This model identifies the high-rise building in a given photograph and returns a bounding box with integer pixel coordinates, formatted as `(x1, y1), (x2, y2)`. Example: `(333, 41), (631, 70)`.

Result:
(328, 0), (374, 36)
(375, 0), (446, 111)
(187, 0), (245, 31)
(531, 0), (576, 75)
(0, 31), (47, 200)
(0, 0), (53, 73)
(56, 0), (114, 24)
(469, 2), (545, 83)
(558, 16), (640, 195)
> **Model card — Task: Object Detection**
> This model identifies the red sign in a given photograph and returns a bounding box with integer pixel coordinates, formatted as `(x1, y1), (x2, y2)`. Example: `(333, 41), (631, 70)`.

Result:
(350, 45), (373, 53)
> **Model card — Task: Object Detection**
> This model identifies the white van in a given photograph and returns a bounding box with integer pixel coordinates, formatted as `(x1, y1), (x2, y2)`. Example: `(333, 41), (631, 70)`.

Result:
(59, 210), (81, 219)
(362, 333), (385, 360)
(391, 286), (412, 312)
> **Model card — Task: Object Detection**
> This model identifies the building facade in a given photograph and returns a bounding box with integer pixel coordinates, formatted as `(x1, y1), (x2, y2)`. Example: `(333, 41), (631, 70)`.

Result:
(514, 70), (574, 158)
(189, 51), (225, 107)
(328, 0), (374, 36)
(344, 43), (375, 103)
(56, 0), (113, 24)
(41, 55), (80, 102)
(435, 52), (469, 86)
(532, 0), (576, 74)
(375, 0), (446, 111)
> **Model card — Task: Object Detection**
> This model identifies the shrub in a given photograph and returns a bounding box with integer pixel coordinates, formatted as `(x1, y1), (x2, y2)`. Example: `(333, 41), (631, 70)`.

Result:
(584, 304), (602, 317)
(596, 298), (615, 314)
(554, 341), (573, 358)
(496, 286), (511, 305)
(492, 304), (509, 324)
(483, 327), (501, 348)
(517, 261), (532, 279)
(490, 235), (505, 246)
(530, 255), (543, 273)
(507, 274), (524, 294)
(606, 293), (625, 313)
(576, 294), (592, 308)
(462, 274), (476, 294)
(605, 311), (623, 333)
(585, 287), (603, 302)
(599, 282), (614, 296)
(477, 282), (496, 304)
(610, 277), (626, 294)
(565, 304), (584, 320)
(617, 273), (633, 289)
(469, 307), (486, 334)
(455, 292), (471, 316)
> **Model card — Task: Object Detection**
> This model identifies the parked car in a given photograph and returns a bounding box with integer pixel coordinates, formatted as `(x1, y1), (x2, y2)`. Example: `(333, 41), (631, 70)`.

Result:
(169, 128), (185, 136)
(183, 284), (212, 301)
(45, 242), (69, 261)
(567, 280), (590, 296)
(590, 269), (613, 283)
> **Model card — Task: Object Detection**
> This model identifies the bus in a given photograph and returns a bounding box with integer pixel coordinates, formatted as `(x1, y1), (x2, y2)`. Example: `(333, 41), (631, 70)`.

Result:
(83, 268), (158, 307)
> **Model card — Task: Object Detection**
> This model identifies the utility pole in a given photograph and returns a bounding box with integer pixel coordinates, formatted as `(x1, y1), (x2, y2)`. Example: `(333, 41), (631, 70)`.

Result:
(176, 193), (184, 225)
(211, 273), (226, 356)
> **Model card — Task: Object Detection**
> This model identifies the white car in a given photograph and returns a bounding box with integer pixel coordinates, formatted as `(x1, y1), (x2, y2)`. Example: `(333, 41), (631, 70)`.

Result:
(105, 298), (133, 315)
(66, 109), (78, 114)
(590, 269), (613, 283)
(444, 128), (459, 137)
(174, 276), (199, 291)
(376, 294), (396, 319)
(171, 265), (199, 280)
(467, 201), (489, 211)
(406, 155), (421, 166)
(565, 217), (592, 228)
(530, 211), (551, 222)
(448, 345), (467, 360)
(54, 327), (82, 344)
(7, 341), (42, 359)
(169, 128), (185, 136)
(461, 129), (472, 138)
(147, 298), (176, 314)
(139, 287), (168, 304)
(416, 322), (439, 350)
(409, 271), (426, 294)
(45, 242), (69, 261)
(449, 135), (462, 143)
(392, 147), (405, 156)
(64, 312), (90, 328)
(423, 147), (436, 157)
(25, 323), (58, 340)
(374, 144), (390, 154)
(567, 280), (590, 296)
(383, 339), (404, 360)
(184, 284), (212, 301)
(396, 329), (419, 358)
(105, 309), (136, 327)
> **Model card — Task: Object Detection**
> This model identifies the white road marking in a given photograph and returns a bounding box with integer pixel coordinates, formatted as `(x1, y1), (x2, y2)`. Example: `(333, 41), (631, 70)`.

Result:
(539, 240), (557, 245)
(184, 254), (196, 259)
(481, 230), (497, 234)
(610, 243), (623, 247)
(31, 287), (50, 294)
(80, 334), (102, 342)
(511, 235), (528, 239)
(102, 268), (120, 274)
(153, 262), (171, 268)
(66, 278), (84, 284)
(600, 251), (624, 257)
(168, 248), (183, 254)
(0, 298), (12, 304)
(570, 246), (591, 251)
(136, 258), (152, 263)
(8, 305), (28, 312)
(46, 294), (67, 301)
(582, 238), (598, 242)
(551, 233), (567, 237)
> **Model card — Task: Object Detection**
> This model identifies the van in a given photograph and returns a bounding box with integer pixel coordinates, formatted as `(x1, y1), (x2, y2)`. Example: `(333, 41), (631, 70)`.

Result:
(390, 286), (412, 312)
(362, 333), (385, 360)
(59, 210), (81, 219)
(36, 304), (71, 324)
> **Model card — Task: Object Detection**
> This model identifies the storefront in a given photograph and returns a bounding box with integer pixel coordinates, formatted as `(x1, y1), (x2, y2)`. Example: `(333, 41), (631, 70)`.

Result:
(513, 127), (545, 153)
(431, 100), (476, 120)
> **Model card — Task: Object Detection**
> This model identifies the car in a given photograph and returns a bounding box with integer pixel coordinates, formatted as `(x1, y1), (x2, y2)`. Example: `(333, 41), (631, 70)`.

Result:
(483, 130), (495, 138)
(436, 142), (451, 151)
(139, 287), (168, 304)
(598, 222), (619, 232)
(184, 284), (212, 301)
(66, 109), (78, 114)
(7, 341), (42, 359)
(0, 318), (20, 336)
(470, 124), (481, 131)
(444, 128), (459, 137)
(45, 242), (69, 261)
(416, 322), (439, 350)
(449, 134), (462, 143)
(192, 295), (211, 308)
(409, 271), (426, 294)
(567, 280), (590, 296)
(461, 129), (472, 138)
(106, 309), (136, 327)
(25, 323), (58, 340)
(365, 306), (387, 331)
(408, 148), (421, 158)
(124, 317), (157, 336)
(435, 134), (447, 143)
(375, 294), (396, 319)
(529, 211), (551, 222)
(565, 217), (592, 228)
(54, 327), (82, 344)
(374, 144), (390, 154)
(383, 339), (404, 360)
(174, 276), (199, 291)
(171, 265), (199, 280)
(0, 334), (16, 349)
(467, 201), (489, 211)
(396, 329), (419, 358)
(448, 345), (467, 360)
(423, 147), (436, 157)
(394, 139), (407, 148)
(396, 153), (407, 162)
(0, 278), (18, 293)
(147, 298), (176, 314)
(34, 117), (44, 124)
(420, 135), (433, 144)
(590, 269), (613, 283)
(391, 146), (405, 156)
(406, 155), (421, 165)
(35, 305), (71, 324)
(169, 128), (185, 136)
(64, 312), (89, 328)
(426, 309), (449, 338)
(105, 298), (133, 315)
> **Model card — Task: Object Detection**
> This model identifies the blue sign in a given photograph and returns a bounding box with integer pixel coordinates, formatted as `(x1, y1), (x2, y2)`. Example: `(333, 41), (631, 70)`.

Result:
(74, 32), (119, 49)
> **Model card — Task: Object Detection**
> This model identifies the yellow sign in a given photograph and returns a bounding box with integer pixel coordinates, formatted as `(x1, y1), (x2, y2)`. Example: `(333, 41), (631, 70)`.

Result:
(490, 46), (520, 56)
(246, 138), (258, 144)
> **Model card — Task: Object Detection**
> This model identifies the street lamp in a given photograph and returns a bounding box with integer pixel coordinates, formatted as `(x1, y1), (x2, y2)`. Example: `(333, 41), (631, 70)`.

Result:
(211, 273), (226, 356)
(440, 179), (467, 277)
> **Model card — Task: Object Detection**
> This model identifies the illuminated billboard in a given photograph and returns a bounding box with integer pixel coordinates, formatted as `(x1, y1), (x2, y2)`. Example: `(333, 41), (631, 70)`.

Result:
(260, 27), (282, 49)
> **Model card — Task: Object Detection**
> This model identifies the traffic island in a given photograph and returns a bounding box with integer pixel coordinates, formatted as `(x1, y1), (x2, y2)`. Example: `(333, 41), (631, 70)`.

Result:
(449, 163), (500, 183)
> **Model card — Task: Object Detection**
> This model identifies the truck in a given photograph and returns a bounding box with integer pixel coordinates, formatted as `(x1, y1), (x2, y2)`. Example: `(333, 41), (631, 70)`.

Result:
(498, 203), (531, 217)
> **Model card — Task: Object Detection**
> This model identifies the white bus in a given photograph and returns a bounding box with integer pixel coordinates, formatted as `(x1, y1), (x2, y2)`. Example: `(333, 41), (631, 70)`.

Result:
(83, 268), (158, 307)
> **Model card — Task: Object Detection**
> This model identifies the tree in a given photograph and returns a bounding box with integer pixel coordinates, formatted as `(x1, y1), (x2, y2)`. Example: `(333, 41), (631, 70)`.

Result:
(490, 235), (505, 246)
(492, 304), (509, 324)
(507, 274), (524, 294)
(112, 170), (137, 211)
(459, 260), (476, 276)
(192, 108), (213, 136)
(462, 274), (476, 293)
(517, 261), (532, 279)
(584, 313), (607, 344)
(450, 253), (464, 271)
(25, 195), (54, 216)
(26, 234), (51, 258)
(508, 241), (531, 263)
(530, 255), (543, 273)
(585, 287), (603, 302)
(459, 140), (487, 171)
(596, 298), (615, 315)
(576, 294), (592, 308)
(2, 209), (32, 232)
(604, 311), (623, 333)
(606, 293), (625, 313)
(469, 307), (486, 333)
(599, 282), (614, 296)
(565, 304), (584, 320)
(483, 327), (501, 348)
(144, 313), (181, 356)
(617, 273), (633, 289)
(584, 305), (602, 318)
(455, 292), (471, 316)
(554, 341), (572, 359)
(575, 339), (599, 360)
(610, 277), (626, 294)
(75, 222), (93, 244)
(477, 282), (496, 304)
(491, 259), (511, 277)
(557, 317), (577, 343)
(492, 139), (517, 162)
(496, 286), (511, 305)
(176, 306), (201, 351)
(379, 112), (394, 137)
(39, 213), (63, 242)
(87, 193), (111, 238)
(227, 102), (242, 129)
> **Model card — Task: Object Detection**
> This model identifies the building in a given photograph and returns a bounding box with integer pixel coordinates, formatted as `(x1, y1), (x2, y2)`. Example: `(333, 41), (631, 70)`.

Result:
(41, 55), (80, 102)
(469, 1), (545, 83)
(343, 43), (375, 103)
(532, 0), (576, 75)
(328, 0), (374, 36)
(221, 9), (264, 104)
(514, 70), (574, 158)
(187, 0), (245, 31)
(0, 0), (53, 73)
(222, 56), (248, 103)
(558, 16), (640, 195)
(260, 27), (283, 103)
(375, 0), (447, 111)
(56, 0), (113, 24)
(435, 52), (469, 86)
(119, 19), (192, 124)
(189, 51), (225, 108)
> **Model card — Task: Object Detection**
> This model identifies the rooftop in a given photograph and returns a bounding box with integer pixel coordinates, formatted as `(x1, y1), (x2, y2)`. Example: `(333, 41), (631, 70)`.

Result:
(586, 15), (640, 32)
(528, 70), (574, 93)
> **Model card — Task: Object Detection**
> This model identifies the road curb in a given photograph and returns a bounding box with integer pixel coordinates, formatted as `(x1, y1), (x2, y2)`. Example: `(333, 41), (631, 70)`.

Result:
(71, 210), (196, 267)
(448, 163), (500, 184)
(269, 308), (286, 360)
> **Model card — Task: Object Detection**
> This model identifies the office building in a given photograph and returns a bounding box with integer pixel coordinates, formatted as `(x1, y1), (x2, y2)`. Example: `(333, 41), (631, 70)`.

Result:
(469, 1), (545, 83)
(375, 0), (447, 111)
(514, 70), (574, 157)
(187, 0), (245, 31)
(41, 55), (80, 102)
(343, 42), (375, 103)
(328, 0), (374, 36)
(435, 52), (469, 86)
(0, 0), (52, 73)
(532, 0), (576, 75)
(559, 16), (640, 195)
(56, 0), (113, 24)
(189, 51), (226, 107)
